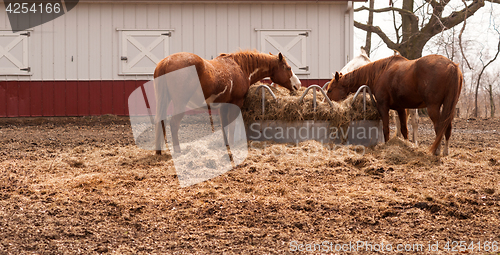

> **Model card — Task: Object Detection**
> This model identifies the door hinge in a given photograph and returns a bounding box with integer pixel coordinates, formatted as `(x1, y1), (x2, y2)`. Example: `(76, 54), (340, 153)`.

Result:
(20, 67), (31, 72)
(298, 32), (309, 37)
(299, 66), (309, 72)
(162, 32), (172, 37)
(20, 32), (30, 36)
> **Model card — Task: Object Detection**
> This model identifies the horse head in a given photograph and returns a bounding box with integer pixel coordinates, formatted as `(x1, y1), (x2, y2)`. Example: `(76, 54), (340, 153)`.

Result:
(327, 71), (349, 101)
(269, 53), (301, 91)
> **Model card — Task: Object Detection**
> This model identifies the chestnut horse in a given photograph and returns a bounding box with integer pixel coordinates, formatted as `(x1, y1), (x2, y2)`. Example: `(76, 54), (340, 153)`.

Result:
(338, 48), (419, 144)
(154, 50), (301, 155)
(327, 54), (462, 156)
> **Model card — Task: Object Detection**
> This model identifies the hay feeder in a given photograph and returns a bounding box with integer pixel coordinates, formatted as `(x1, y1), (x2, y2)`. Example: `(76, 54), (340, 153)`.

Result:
(243, 84), (383, 147)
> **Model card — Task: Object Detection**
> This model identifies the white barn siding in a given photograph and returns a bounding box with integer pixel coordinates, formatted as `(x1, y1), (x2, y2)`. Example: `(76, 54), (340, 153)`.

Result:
(0, 2), (353, 81)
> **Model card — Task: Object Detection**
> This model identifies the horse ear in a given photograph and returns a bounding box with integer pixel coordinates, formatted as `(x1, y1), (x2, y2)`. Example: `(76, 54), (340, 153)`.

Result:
(269, 52), (273, 55)
(278, 52), (283, 61)
(335, 72), (340, 81)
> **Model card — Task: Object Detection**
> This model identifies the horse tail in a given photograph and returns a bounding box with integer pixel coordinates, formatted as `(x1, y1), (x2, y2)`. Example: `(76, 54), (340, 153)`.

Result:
(429, 63), (463, 154)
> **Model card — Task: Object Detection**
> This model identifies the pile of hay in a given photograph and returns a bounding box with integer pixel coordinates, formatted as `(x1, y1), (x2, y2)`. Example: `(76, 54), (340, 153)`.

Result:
(241, 83), (381, 129)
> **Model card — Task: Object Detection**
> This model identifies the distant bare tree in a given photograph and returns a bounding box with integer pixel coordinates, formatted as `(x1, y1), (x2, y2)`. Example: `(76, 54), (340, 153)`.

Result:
(354, 0), (499, 60)
(364, 0), (375, 57)
(483, 72), (498, 118)
(474, 32), (500, 117)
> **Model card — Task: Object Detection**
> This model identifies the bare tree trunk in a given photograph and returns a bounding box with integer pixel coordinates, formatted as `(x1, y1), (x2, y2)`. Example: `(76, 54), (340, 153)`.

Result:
(489, 83), (495, 118)
(363, 0), (375, 57)
(475, 37), (500, 117)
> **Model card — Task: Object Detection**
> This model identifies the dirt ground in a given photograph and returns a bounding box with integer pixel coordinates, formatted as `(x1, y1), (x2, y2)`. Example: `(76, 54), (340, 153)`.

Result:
(0, 115), (499, 254)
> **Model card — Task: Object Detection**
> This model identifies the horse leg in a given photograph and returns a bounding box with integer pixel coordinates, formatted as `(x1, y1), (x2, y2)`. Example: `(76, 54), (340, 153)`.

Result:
(409, 109), (419, 146)
(219, 104), (230, 147)
(427, 105), (442, 155)
(226, 99), (245, 147)
(443, 121), (452, 156)
(170, 111), (186, 154)
(380, 106), (391, 143)
(154, 87), (171, 156)
(394, 110), (402, 138)
(154, 120), (167, 155)
(396, 108), (409, 140)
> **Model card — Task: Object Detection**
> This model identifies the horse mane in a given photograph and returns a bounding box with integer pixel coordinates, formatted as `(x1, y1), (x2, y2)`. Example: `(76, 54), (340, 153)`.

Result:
(218, 50), (276, 76)
(342, 55), (407, 89)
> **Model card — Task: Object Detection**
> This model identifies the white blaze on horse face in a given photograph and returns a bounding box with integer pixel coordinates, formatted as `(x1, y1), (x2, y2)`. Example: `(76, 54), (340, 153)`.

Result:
(229, 80), (233, 94)
(290, 70), (301, 90)
(206, 86), (228, 104)
(248, 68), (260, 81)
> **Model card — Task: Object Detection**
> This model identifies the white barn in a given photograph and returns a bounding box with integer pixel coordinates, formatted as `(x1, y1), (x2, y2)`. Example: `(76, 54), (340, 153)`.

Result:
(0, 0), (363, 117)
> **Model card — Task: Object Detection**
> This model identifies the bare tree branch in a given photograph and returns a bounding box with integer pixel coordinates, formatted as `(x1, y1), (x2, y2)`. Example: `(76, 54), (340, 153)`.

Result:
(440, 0), (485, 31)
(475, 30), (500, 117)
(459, 0), (473, 69)
(354, 21), (398, 49)
(417, 0), (484, 41)
(364, 0), (375, 56)
(354, 6), (418, 22)
(391, 1), (401, 44)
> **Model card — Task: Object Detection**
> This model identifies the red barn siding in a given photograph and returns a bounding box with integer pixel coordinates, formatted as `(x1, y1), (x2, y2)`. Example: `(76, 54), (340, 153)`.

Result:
(43, 81), (55, 116)
(101, 81), (114, 115)
(112, 81), (126, 116)
(30, 83), (43, 117)
(6, 82), (19, 117)
(66, 81), (79, 116)
(18, 82), (31, 117)
(0, 80), (329, 117)
(78, 81), (90, 116)
(89, 82), (102, 115)
(54, 82), (66, 116)
(0, 83), (6, 117)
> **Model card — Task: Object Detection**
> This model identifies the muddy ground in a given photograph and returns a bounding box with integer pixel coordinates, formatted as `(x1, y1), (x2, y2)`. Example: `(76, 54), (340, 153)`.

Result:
(0, 115), (499, 254)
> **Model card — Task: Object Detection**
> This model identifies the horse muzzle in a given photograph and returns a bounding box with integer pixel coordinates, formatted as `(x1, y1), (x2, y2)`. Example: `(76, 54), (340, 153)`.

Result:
(290, 72), (301, 90)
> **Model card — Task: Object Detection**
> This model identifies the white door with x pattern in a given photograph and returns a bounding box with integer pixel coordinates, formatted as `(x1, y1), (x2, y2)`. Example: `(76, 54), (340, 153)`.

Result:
(120, 30), (171, 75)
(0, 31), (30, 75)
(259, 30), (309, 75)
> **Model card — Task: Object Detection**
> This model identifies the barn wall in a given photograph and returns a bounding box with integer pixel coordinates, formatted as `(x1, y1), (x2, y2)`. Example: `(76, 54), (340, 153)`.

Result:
(0, 1), (353, 117)
(0, 2), (351, 81)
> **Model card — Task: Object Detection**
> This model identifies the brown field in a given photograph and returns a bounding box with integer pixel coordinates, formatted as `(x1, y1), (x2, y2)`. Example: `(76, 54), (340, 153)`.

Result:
(0, 115), (499, 254)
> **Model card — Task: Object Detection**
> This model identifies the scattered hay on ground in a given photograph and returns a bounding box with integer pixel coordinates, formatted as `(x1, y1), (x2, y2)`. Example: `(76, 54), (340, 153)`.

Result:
(1, 117), (500, 253)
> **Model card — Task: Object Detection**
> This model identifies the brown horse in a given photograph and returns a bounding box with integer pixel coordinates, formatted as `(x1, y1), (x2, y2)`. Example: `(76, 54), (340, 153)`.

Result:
(327, 54), (462, 156)
(153, 50), (301, 155)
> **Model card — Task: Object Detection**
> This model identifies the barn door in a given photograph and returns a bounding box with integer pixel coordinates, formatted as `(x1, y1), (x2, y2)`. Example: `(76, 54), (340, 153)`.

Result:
(120, 30), (171, 75)
(259, 30), (309, 74)
(0, 31), (30, 75)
